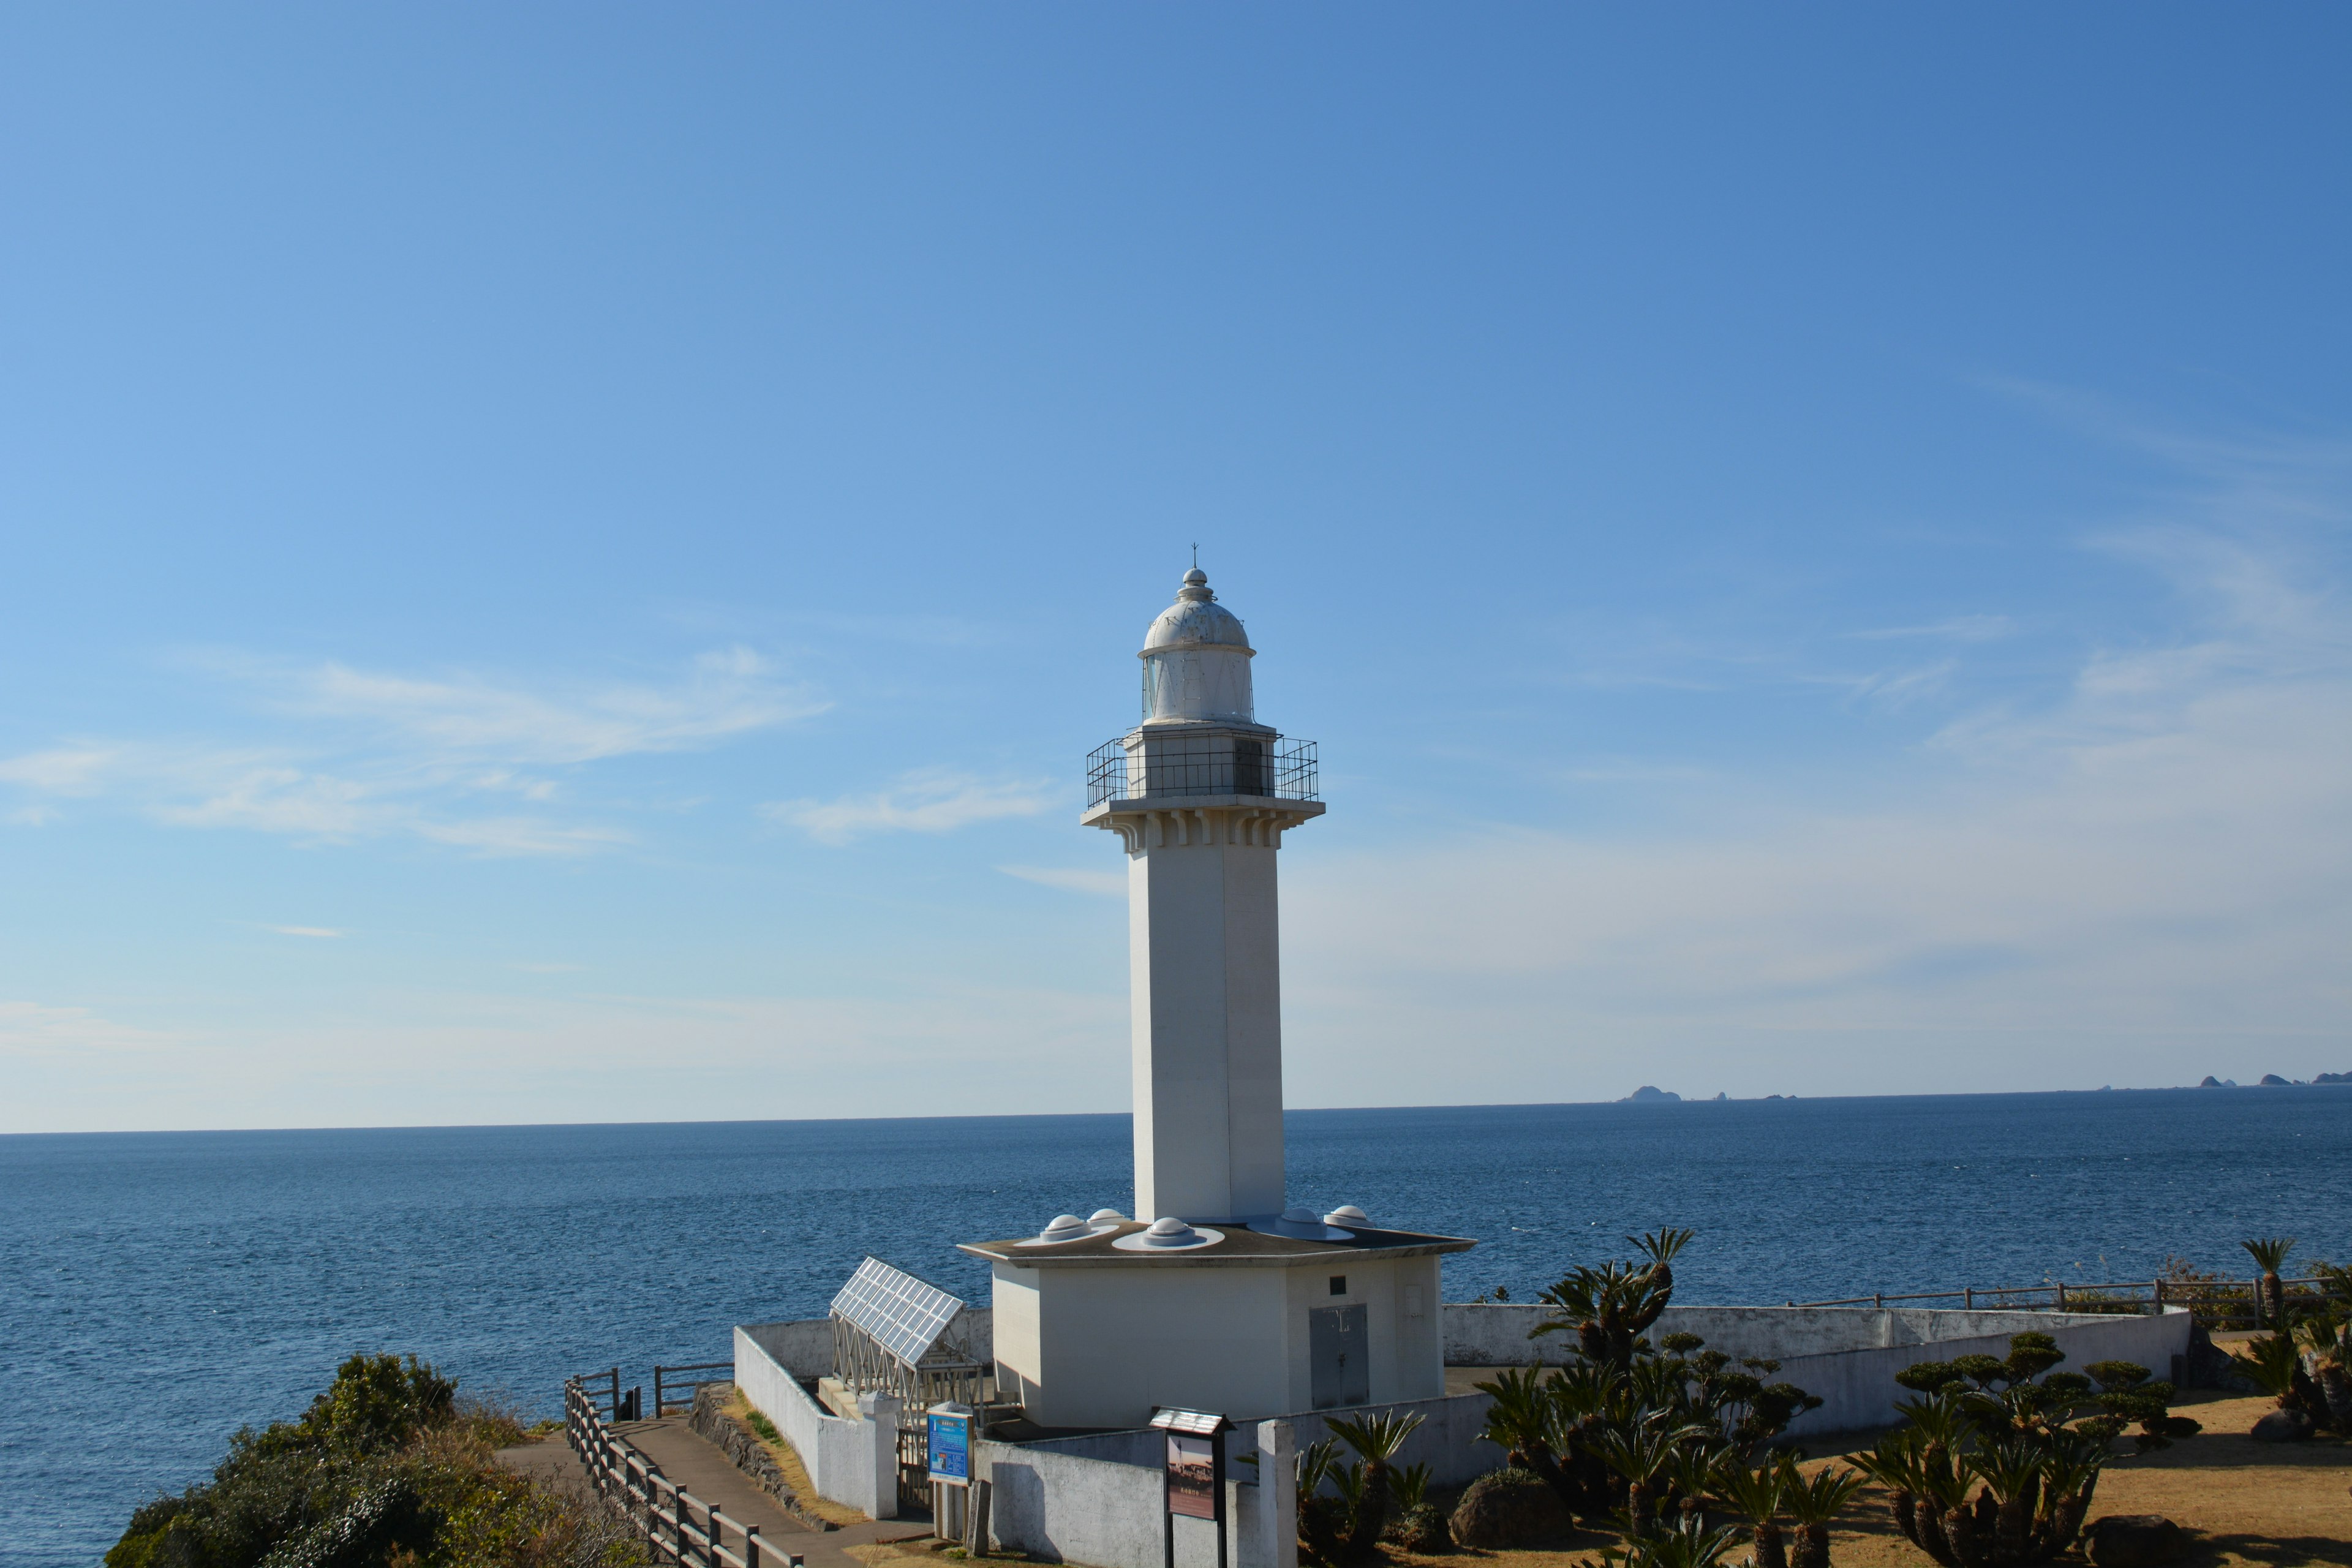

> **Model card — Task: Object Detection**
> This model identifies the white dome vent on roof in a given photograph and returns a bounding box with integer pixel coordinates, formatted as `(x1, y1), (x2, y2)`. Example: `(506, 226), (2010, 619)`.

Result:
(1324, 1205), (1370, 1227)
(1110, 1216), (1225, 1251)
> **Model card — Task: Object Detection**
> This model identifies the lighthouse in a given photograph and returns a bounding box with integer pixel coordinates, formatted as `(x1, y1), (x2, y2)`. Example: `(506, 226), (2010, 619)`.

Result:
(961, 568), (1472, 1431)
(1084, 566), (1324, 1224)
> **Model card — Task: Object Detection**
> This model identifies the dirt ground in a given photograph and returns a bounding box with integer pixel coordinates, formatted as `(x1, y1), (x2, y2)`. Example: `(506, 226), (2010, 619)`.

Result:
(1386, 1389), (2352, 1568)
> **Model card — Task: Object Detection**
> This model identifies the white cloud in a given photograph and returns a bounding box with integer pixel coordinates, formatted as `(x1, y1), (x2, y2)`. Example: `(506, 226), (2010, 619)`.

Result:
(0, 1000), (173, 1062)
(255, 645), (821, 764)
(1847, 615), (2015, 643)
(0, 649), (818, 856)
(766, 772), (1057, 845)
(1281, 432), (2352, 1104)
(269, 925), (346, 938)
(999, 864), (1127, 897)
(0, 745), (118, 794)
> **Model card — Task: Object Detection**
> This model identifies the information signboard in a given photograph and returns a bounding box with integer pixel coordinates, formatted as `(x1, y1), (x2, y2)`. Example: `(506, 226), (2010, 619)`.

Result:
(1165, 1433), (1216, 1520)
(927, 1404), (971, 1486)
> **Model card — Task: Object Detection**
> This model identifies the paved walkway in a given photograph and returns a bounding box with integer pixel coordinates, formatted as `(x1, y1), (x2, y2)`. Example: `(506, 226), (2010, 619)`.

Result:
(497, 1419), (935, 1568)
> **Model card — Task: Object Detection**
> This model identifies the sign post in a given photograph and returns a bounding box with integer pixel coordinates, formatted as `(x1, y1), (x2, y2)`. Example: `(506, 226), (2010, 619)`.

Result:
(1149, 1408), (1233, 1568)
(927, 1402), (973, 1542)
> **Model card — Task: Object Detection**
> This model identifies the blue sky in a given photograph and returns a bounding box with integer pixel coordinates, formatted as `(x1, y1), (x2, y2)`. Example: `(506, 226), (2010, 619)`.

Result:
(2, 6), (2347, 1131)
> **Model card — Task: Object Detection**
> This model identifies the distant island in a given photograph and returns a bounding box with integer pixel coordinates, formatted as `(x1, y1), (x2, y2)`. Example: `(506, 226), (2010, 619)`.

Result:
(2200, 1073), (2350, 1087)
(1619, 1086), (1737, 1103)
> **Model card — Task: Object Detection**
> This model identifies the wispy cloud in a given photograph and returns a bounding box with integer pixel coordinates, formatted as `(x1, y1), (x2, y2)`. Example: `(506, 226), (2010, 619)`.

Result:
(999, 864), (1126, 897)
(238, 645), (820, 763)
(0, 649), (818, 856)
(270, 925), (345, 938)
(1283, 406), (2352, 1102)
(766, 771), (1057, 845)
(1846, 615), (2015, 643)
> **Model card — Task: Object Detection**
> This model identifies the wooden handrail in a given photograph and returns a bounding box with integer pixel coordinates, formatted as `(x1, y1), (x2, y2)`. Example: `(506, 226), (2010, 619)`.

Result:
(567, 1376), (804, 1568)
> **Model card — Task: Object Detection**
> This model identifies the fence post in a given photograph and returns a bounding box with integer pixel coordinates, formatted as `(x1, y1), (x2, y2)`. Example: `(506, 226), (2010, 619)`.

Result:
(709, 1503), (724, 1568)
(1963, 1287), (1973, 1309)
(2153, 1278), (2165, 1310)
(656, 1366), (666, 1418)
(746, 1525), (761, 1568)
(611, 1368), (622, 1421)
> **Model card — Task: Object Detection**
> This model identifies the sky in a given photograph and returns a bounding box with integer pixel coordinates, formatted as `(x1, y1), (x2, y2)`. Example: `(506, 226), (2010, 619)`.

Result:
(1, 6), (2347, 1133)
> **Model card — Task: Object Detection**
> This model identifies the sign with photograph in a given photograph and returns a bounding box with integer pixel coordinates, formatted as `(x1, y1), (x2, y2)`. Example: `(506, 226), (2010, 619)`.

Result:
(1165, 1433), (1217, 1520)
(927, 1405), (971, 1485)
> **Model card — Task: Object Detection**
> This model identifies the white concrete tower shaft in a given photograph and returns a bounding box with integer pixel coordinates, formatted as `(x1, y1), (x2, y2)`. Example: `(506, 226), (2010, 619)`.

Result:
(1080, 569), (1323, 1223)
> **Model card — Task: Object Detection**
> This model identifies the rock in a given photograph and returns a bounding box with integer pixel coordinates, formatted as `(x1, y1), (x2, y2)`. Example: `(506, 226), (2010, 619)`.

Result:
(2087, 1515), (2185, 1567)
(2250, 1408), (2315, 1442)
(1621, 1085), (1681, 1102)
(1449, 1469), (1569, 1549)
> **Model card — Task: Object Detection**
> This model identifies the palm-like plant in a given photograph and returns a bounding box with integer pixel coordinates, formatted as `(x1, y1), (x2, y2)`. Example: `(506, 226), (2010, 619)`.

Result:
(1325, 1409), (1426, 1563)
(1593, 1417), (1711, 1535)
(2294, 1316), (2352, 1430)
(2241, 1237), (2296, 1328)
(1662, 1442), (1725, 1531)
(1583, 1516), (1745, 1568)
(2229, 1332), (2304, 1411)
(1774, 1458), (1864, 1568)
(1709, 1457), (1785, 1568)
(1536, 1227), (1692, 1369)
(1475, 1365), (1570, 1494)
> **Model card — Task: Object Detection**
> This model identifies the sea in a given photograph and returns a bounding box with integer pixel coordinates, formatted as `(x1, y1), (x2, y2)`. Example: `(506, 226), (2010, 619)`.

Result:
(6, 1088), (2349, 1567)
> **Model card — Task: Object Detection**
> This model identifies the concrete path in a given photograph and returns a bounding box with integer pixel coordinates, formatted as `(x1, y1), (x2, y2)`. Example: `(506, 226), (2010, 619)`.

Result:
(497, 1420), (935, 1568)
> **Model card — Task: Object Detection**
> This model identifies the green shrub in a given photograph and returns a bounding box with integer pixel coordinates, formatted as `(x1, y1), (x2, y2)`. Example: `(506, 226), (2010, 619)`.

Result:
(107, 1355), (644, 1568)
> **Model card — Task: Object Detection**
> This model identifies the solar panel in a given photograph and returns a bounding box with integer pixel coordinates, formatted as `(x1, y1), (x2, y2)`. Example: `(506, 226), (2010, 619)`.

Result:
(829, 1256), (968, 1368)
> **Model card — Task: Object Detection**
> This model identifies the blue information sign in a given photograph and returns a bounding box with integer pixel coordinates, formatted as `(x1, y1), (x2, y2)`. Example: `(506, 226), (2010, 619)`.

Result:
(927, 1406), (971, 1485)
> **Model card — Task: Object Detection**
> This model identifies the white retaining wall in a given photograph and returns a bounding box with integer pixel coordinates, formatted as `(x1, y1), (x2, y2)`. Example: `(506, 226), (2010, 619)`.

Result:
(979, 1419), (1292, 1568)
(733, 1325), (900, 1518)
(1441, 1303), (2194, 1436)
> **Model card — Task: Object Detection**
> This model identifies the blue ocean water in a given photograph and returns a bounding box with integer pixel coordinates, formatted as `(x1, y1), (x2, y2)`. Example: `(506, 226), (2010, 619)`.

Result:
(6, 1090), (2348, 1567)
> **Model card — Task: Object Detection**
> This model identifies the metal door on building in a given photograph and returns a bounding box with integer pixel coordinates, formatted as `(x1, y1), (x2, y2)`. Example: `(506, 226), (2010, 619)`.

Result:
(1309, 1305), (1368, 1409)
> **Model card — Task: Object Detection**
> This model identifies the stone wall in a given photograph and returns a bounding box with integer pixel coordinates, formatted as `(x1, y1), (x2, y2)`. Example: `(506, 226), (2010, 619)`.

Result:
(688, 1382), (837, 1531)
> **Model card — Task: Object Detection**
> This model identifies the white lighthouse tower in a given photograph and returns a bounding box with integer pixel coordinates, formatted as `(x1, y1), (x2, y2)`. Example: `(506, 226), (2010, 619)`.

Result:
(1085, 566), (1324, 1223)
(962, 568), (1472, 1431)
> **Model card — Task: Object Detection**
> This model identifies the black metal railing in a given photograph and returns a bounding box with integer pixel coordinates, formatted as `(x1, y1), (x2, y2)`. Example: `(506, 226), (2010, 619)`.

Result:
(1087, 733), (1318, 807)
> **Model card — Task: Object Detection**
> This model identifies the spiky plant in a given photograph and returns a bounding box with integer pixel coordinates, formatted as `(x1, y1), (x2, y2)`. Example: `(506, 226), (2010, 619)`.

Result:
(2294, 1316), (2352, 1430)
(1593, 1418), (1709, 1536)
(1662, 1442), (1725, 1531)
(1474, 1365), (1569, 1496)
(1635, 1227), (1697, 1307)
(1295, 1440), (1349, 1567)
(1325, 1409), (1425, 1563)
(1774, 1457), (1864, 1568)
(1709, 1457), (1785, 1568)
(1581, 1516), (1745, 1568)
(2241, 1237), (2296, 1328)
(2229, 1332), (2304, 1412)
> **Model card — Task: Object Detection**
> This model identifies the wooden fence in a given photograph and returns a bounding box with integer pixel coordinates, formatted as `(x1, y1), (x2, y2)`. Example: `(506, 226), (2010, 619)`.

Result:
(655, 1362), (736, 1418)
(1789, 1275), (2334, 1329)
(566, 1376), (805, 1568)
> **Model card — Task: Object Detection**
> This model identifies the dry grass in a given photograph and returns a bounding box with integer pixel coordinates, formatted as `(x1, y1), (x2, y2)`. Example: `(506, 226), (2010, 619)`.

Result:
(1384, 1390), (2351, 1568)
(720, 1389), (873, 1527)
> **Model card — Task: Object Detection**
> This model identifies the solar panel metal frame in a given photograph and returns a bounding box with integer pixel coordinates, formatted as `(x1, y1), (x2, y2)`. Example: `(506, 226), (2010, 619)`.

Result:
(829, 1256), (968, 1368)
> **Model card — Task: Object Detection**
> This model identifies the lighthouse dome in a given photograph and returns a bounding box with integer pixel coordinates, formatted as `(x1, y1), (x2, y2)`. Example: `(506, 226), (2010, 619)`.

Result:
(1144, 568), (1253, 653)
(1139, 568), (1257, 725)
